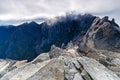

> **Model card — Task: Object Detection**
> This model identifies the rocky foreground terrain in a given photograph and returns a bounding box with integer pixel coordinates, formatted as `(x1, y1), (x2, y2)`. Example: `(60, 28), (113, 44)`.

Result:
(0, 14), (120, 80)
(0, 45), (120, 80)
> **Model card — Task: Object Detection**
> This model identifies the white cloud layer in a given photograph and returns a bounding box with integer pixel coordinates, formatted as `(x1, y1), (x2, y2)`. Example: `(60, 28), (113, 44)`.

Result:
(0, 0), (120, 25)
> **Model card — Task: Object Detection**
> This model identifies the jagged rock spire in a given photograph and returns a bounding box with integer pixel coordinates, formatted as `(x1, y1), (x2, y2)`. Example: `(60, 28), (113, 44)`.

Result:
(102, 16), (109, 21)
(112, 18), (115, 23)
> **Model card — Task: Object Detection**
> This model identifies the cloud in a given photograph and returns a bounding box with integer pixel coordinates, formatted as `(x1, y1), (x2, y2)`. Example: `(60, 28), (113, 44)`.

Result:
(0, 0), (120, 25)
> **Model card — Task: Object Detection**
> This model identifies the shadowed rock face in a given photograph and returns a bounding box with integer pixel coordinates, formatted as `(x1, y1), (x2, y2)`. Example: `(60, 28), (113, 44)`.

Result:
(0, 14), (95, 61)
(79, 16), (120, 52)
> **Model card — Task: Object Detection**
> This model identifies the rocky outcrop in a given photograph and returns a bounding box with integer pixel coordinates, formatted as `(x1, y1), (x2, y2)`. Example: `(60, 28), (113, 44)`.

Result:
(77, 57), (118, 80)
(0, 46), (119, 80)
(0, 57), (119, 80)
(27, 59), (65, 80)
(76, 16), (120, 78)
(78, 48), (120, 78)
(79, 16), (120, 52)
(0, 59), (27, 78)
(49, 45), (79, 59)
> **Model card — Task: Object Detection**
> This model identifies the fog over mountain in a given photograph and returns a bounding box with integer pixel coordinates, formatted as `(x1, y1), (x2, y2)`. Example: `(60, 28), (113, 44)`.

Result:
(0, 0), (120, 25)
(0, 0), (120, 80)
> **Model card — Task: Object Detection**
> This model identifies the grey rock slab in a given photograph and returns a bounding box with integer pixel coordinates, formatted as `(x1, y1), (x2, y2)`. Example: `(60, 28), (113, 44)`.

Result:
(0, 60), (10, 78)
(111, 58), (120, 66)
(77, 57), (119, 80)
(32, 53), (50, 63)
(27, 59), (65, 80)
(0, 60), (51, 80)
(0, 60), (16, 78)
(73, 73), (83, 80)
(72, 59), (81, 69)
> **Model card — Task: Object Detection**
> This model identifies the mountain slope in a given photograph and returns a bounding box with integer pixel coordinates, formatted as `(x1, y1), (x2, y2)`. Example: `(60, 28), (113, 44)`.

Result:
(0, 14), (95, 61)
(0, 26), (16, 58)
(79, 16), (120, 52)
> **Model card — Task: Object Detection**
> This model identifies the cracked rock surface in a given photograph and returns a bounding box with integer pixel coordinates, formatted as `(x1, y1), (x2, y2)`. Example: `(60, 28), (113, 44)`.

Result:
(0, 46), (119, 80)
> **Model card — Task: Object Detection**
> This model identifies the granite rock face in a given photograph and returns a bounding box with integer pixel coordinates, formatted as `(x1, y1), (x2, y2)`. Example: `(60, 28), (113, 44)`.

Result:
(79, 16), (120, 52)
(0, 46), (120, 80)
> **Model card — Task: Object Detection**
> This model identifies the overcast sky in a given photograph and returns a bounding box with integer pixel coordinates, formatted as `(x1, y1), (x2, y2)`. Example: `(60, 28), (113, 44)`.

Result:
(0, 0), (120, 25)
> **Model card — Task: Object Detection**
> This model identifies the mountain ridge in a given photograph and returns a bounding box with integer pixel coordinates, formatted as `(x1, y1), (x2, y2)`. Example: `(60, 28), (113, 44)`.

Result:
(0, 13), (120, 80)
(0, 13), (120, 61)
(0, 14), (96, 61)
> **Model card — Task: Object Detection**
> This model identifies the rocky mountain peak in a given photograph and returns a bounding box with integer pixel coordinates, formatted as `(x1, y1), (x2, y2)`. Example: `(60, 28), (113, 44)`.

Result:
(78, 16), (120, 53)
(102, 16), (109, 21)
(0, 14), (120, 80)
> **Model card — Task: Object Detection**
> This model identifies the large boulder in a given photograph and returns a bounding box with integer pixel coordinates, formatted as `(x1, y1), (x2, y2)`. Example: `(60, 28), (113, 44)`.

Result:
(77, 57), (119, 80)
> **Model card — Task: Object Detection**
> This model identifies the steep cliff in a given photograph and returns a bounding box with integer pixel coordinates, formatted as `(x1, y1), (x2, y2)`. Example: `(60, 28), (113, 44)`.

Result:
(79, 16), (120, 52)
(0, 14), (95, 61)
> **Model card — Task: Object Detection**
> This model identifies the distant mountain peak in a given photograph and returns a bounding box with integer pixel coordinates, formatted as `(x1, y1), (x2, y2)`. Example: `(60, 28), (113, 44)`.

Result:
(29, 21), (39, 25)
